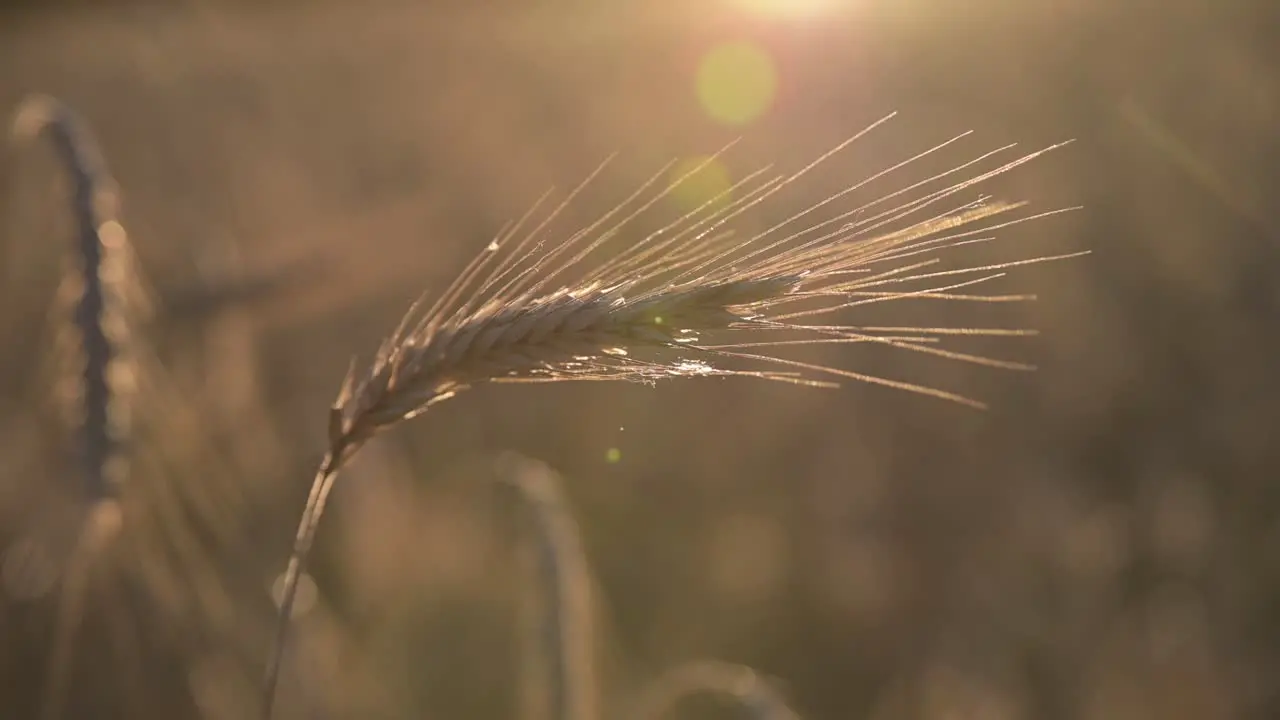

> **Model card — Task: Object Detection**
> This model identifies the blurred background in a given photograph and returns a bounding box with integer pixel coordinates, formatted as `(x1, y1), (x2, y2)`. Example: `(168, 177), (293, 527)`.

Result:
(1, 0), (1278, 718)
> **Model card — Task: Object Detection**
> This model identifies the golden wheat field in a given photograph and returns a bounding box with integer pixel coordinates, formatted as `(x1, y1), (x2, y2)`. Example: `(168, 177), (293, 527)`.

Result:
(1, 1), (1278, 719)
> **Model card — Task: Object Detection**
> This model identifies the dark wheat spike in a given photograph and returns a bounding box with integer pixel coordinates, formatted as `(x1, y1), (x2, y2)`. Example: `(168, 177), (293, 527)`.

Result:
(13, 94), (136, 502)
(12, 94), (147, 720)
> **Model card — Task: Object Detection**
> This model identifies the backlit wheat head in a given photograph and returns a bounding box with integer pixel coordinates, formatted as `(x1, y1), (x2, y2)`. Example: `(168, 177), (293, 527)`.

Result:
(265, 113), (1085, 716)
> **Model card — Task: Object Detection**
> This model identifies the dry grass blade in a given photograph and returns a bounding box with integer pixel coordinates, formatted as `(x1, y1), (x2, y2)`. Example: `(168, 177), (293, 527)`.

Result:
(263, 115), (1085, 716)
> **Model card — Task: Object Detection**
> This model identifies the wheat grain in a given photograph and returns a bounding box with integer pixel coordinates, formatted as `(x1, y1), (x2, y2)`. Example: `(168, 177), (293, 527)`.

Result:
(263, 114), (1086, 716)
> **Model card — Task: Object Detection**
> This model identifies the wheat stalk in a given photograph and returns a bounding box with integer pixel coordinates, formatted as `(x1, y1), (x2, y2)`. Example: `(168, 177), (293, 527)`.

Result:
(262, 113), (1086, 716)
(499, 453), (599, 720)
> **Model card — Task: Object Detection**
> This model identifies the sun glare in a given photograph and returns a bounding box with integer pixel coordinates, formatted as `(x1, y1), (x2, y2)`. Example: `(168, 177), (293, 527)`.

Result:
(730, 0), (836, 20)
(696, 40), (779, 127)
(669, 155), (735, 212)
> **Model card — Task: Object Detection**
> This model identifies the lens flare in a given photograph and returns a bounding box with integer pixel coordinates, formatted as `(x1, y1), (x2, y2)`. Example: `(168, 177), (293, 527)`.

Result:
(730, 0), (836, 19)
(696, 40), (778, 127)
(669, 155), (735, 212)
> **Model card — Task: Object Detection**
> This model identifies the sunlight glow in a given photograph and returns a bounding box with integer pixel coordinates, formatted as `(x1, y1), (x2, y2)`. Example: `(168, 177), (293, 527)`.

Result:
(696, 40), (778, 127)
(729, 0), (837, 20)
(669, 155), (735, 212)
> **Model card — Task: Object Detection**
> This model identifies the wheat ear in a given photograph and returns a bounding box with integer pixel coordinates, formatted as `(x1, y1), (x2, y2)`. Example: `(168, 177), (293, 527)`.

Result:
(263, 114), (1085, 715)
(12, 95), (146, 720)
(15, 94), (141, 502)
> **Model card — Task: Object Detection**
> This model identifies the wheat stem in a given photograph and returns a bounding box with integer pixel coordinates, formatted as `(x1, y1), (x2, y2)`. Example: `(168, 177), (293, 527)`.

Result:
(39, 502), (123, 720)
(260, 454), (340, 720)
(500, 454), (598, 720)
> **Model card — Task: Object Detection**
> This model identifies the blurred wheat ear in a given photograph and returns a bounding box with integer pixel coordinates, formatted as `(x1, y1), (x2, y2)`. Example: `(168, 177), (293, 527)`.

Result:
(11, 94), (145, 720)
(498, 453), (600, 720)
(263, 113), (1086, 717)
(12, 94), (143, 505)
(11, 95), (293, 720)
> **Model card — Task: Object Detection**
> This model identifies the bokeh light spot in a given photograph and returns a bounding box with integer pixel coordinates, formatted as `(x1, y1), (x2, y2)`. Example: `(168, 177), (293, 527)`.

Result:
(696, 40), (779, 127)
(668, 155), (734, 213)
(271, 571), (318, 618)
(605, 447), (622, 464)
